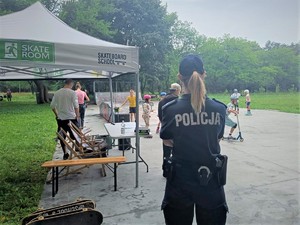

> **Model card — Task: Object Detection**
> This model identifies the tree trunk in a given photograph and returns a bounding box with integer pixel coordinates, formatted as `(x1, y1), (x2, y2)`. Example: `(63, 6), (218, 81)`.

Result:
(34, 80), (49, 104)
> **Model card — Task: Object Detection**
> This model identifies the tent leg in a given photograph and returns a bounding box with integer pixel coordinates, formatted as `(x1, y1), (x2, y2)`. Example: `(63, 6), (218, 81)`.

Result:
(135, 72), (140, 188)
(109, 74), (114, 123)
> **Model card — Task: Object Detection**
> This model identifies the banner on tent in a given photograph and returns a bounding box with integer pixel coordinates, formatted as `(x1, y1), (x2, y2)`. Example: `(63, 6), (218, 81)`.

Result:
(98, 52), (127, 66)
(0, 39), (55, 63)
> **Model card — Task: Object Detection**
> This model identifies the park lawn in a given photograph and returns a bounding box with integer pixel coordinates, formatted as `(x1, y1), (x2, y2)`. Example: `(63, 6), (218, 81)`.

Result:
(208, 92), (299, 114)
(0, 93), (56, 224)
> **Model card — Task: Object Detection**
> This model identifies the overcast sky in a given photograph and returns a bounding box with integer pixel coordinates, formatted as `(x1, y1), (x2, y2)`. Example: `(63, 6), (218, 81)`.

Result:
(162, 0), (299, 46)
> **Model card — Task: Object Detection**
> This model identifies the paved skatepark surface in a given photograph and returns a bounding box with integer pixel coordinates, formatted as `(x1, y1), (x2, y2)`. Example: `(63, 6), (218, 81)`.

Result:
(39, 103), (300, 225)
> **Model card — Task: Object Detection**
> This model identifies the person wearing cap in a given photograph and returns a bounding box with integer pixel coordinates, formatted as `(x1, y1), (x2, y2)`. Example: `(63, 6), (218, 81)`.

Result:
(160, 55), (228, 224)
(142, 94), (152, 128)
(120, 89), (136, 122)
(156, 92), (167, 134)
(225, 96), (239, 139)
(231, 89), (241, 112)
(244, 89), (252, 116)
(158, 83), (181, 178)
(50, 79), (80, 160)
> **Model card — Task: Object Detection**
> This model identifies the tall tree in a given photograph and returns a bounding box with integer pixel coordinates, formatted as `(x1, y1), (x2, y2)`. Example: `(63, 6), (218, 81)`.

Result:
(260, 44), (300, 91)
(166, 18), (204, 85)
(108, 0), (175, 94)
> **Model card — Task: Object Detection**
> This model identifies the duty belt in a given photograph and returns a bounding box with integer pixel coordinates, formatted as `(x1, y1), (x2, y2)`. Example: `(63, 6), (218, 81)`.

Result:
(171, 157), (226, 186)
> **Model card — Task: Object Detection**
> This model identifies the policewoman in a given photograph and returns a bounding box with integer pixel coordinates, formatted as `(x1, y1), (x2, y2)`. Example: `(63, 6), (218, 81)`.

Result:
(160, 55), (228, 225)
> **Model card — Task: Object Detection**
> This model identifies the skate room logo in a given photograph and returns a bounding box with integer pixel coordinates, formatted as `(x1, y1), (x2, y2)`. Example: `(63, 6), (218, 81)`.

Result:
(0, 40), (55, 63)
(4, 42), (18, 59)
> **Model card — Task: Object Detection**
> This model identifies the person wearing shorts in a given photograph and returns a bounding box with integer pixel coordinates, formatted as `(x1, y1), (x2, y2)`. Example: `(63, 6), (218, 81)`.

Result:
(244, 89), (252, 116)
(225, 96), (238, 139)
(231, 89), (241, 112)
(120, 89), (136, 122)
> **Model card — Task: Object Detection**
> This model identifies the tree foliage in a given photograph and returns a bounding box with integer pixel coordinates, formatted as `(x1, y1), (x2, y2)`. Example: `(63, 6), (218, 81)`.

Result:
(168, 24), (300, 93)
(59, 0), (115, 40)
(107, 0), (174, 94)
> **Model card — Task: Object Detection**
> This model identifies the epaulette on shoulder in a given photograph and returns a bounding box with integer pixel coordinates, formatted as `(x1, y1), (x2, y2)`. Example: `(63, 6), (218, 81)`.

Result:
(162, 98), (177, 111)
(212, 98), (227, 108)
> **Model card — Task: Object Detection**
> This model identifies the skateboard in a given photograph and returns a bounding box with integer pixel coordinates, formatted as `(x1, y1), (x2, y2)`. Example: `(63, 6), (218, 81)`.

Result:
(22, 199), (96, 225)
(26, 208), (103, 225)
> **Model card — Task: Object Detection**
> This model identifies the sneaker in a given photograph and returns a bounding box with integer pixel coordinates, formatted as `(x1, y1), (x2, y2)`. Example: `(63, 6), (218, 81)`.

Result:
(63, 153), (69, 160)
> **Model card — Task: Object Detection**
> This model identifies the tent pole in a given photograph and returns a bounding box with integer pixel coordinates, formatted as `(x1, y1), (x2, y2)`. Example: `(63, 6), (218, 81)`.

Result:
(135, 72), (140, 188)
(109, 74), (114, 123)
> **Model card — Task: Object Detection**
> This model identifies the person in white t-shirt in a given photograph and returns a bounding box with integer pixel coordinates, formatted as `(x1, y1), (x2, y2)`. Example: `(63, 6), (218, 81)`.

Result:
(231, 89), (241, 112)
(50, 79), (80, 160)
(225, 96), (239, 139)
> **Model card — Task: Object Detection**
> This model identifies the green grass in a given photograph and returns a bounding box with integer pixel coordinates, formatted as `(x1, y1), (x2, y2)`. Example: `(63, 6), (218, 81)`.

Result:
(0, 93), (56, 224)
(0, 92), (299, 224)
(208, 92), (300, 114)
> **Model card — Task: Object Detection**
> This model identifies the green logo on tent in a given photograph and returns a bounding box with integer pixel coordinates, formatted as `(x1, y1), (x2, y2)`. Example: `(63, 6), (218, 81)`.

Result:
(0, 40), (55, 63)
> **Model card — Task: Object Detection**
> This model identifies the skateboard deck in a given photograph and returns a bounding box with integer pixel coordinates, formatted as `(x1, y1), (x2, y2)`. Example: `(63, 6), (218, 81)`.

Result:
(26, 209), (103, 225)
(22, 199), (96, 225)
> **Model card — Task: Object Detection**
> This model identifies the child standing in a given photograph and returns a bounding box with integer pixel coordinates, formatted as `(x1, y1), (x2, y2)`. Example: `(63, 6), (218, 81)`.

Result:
(244, 89), (252, 116)
(231, 88), (241, 112)
(120, 89), (136, 122)
(142, 94), (151, 128)
(225, 96), (239, 139)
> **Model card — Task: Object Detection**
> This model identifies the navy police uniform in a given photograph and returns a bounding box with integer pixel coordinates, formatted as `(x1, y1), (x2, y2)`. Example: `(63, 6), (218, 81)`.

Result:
(160, 94), (228, 225)
(158, 93), (179, 176)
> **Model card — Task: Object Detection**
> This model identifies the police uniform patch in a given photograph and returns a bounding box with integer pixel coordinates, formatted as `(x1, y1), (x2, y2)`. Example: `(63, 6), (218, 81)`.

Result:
(161, 98), (177, 111)
(175, 112), (221, 127)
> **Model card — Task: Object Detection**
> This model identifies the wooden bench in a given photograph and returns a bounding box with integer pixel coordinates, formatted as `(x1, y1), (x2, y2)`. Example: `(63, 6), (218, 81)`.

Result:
(42, 156), (126, 197)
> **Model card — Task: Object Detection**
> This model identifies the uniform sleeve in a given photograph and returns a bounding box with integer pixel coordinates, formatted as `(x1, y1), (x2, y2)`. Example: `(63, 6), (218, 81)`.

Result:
(160, 106), (174, 140)
(73, 91), (79, 108)
(218, 106), (226, 139)
(50, 95), (56, 109)
(158, 101), (163, 121)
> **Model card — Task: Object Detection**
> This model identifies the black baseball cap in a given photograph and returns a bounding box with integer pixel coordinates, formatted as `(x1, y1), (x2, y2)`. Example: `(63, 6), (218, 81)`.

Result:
(179, 54), (204, 77)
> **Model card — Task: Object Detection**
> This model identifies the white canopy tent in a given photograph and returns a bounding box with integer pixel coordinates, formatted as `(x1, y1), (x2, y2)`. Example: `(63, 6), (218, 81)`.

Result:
(0, 2), (142, 187)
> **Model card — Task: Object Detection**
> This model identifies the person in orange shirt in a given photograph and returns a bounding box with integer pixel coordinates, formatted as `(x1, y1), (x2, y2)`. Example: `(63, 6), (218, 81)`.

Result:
(120, 89), (136, 122)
